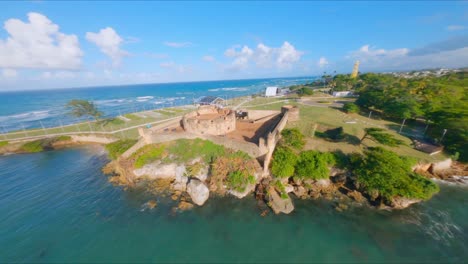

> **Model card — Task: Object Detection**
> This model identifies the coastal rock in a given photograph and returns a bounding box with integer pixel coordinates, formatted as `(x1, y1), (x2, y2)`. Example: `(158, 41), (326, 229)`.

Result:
(228, 183), (255, 199)
(389, 197), (422, 209)
(193, 166), (209, 182)
(429, 158), (452, 174)
(267, 186), (294, 214)
(331, 173), (347, 185)
(284, 184), (294, 193)
(347, 190), (365, 203)
(171, 166), (188, 192)
(412, 163), (432, 173)
(133, 162), (178, 179)
(178, 201), (194, 211)
(186, 179), (210, 206)
(293, 186), (307, 198)
(146, 200), (157, 209)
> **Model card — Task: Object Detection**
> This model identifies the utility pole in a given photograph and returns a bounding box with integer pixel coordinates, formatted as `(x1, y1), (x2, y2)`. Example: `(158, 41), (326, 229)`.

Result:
(39, 121), (47, 136)
(440, 129), (447, 143)
(368, 111), (373, 119)
(399, 118), (406, 134)
(59, 118), (65, 133)
(21, 123), (28, 137)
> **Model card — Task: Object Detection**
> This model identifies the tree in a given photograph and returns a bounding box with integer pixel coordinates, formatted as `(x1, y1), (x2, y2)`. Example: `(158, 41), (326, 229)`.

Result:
(353, 147), (439, 201)
(360, 128), (404, 147)
(67, 99), (103, 121)
(342, 102), (360, 113)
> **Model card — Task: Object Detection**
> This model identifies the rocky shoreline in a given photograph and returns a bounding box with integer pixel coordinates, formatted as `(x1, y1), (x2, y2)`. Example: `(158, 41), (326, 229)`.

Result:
(102, 149), (467, 214)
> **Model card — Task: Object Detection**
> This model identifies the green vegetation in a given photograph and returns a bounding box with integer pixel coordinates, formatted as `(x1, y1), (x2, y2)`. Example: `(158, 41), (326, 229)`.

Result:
(21, 140), (48, 153)
(105, 139), (138, 160)
(0, 141), (8, 147)
(350, 72), (467, 160)
(166, 138), (225, 163)
(274, 180), (289, 199)
(271, 146), (298, 178)
(342, 102), (360, 113)
(67, 99), (103, 121)
(226, 170), (255, 193)
(353, 147), (439, 200)
(124, 114), (143, 121)
(295, 151), (335, 180)
(280, 128), (305, 150)
(56, 135), (71, 141)
(296, 87), (314, 97)
(361, 128), (404, 147)
(134, 145), (165, 168)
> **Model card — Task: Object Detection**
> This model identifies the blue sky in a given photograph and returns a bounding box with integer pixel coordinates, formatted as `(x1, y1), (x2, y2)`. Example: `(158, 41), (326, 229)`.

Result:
(0, 1), (467, 90)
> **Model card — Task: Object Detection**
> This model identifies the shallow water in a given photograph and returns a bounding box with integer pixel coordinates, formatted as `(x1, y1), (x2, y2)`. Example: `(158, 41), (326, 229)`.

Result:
(0, 147), (467, 262)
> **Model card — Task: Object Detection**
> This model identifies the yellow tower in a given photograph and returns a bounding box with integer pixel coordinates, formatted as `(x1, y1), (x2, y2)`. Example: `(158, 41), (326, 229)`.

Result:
(351, 60), (360, 78)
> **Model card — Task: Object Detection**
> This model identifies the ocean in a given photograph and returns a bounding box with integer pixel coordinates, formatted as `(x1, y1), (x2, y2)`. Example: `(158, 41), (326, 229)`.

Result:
(0, 77), (315, 132)
(0, 147), (467, 262)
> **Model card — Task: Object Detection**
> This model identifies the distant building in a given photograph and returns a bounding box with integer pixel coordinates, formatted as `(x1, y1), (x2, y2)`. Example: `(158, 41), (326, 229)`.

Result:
(265, 86), (279, 97)
(198, 96), (225, 106)
(332, 91), (353, 97)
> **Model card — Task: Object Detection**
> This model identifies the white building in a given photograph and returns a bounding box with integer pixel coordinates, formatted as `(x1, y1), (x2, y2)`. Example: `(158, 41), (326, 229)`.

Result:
(332, 91), (353, 97)
(265, 86), (279, 97)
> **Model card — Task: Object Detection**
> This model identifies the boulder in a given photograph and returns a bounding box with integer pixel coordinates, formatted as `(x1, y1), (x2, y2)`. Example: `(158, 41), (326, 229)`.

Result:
(284, 184), (294, 193)
(133, 162), (178, 179)
(186, 179), (210, 206)
(293, 186), (307, 198)
(267, 186), (294, 214)
(178, 201), (194, 211)
(430, 159), (453, 174)
(390, 196), (422, 209)
(228, 183), (255, 199)
(347, 190), (365, 203)
(171, 166), (188, 192)
(331, 173), (347, 185)
(412, 163), (432, 173)
(193, 166), (209, 182)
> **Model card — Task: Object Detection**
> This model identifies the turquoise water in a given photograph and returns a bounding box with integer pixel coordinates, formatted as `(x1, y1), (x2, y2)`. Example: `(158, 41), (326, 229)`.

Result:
(1, 147), (467, 262)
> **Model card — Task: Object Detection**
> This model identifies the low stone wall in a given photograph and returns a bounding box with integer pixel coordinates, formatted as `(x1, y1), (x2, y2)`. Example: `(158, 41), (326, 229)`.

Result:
(71, 135), (117, 144)
(259, 111), (290, 172)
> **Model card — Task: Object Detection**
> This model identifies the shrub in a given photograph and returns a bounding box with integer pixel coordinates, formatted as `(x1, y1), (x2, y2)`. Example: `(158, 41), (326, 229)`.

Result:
(295, 150), (332, 180)
(134, 145), (165, 168)
(226, 170), (255, 193)
(105, 139), (138, 159)
(281, 128), (305, 150)
(354, 147), (439, 200)
(343, 102), (360, 113)
(274, 180), (289, 199)
(297, 87), (314, 97)
(0, 141), (8, 148)
(55, 135), (71, 142)
(271, 146), (298, 178)
(21, 140), (47, 153)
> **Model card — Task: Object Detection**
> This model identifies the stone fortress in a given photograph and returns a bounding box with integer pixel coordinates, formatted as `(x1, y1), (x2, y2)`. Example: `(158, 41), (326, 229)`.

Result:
(129, 103), (300, 172)
(181, 105), (236, 136)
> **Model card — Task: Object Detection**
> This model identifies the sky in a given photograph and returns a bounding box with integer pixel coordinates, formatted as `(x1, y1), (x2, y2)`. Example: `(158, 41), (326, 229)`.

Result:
(0, 1), (467, 90)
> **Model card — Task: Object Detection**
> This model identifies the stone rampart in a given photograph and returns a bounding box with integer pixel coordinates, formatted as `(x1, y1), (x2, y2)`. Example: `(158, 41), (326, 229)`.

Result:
(182, 106), (236, 136)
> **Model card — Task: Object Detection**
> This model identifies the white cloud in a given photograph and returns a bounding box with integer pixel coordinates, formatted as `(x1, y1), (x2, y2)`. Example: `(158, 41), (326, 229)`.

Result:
(0, 12), (83, 70)
(163, 41), (192, 48)
(346, 44), (468, 71)
(160, 61), (192, 73)
(39, 71), (76, 80)
(446, 25), (465, 31)
(318, 57), (329, 68)
(202, 55), (216, 62)
(144, 52), (169, 59)
(224, 42), (303, 71)
(86, 27), (128, 66)
(2, 69), (18, 78)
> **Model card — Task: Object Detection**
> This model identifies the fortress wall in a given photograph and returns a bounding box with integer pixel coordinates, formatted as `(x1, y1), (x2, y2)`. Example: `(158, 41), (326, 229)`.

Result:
(182, 106), (236, 136)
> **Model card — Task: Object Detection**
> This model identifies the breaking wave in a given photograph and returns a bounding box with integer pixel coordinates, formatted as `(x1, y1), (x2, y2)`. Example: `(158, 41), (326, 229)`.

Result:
(208, 87), (249, 92)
